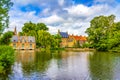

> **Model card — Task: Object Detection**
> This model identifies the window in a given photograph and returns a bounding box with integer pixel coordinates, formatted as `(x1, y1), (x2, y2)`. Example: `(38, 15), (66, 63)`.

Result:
(30, 44), (32, 48)
(30, 40), (32, 42)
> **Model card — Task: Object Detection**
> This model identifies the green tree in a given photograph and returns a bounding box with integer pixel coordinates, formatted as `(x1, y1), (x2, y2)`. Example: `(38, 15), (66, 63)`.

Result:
(22, 21), (48, 36)
(0, 31), (13, 45)
(0, 0), (13, 35)
(36, 23), (48, 31)
(22, 22), (49, 47)
(52, 34), (62, 48)
(86, 15), (116, 51)
(37, 30), (54, 49)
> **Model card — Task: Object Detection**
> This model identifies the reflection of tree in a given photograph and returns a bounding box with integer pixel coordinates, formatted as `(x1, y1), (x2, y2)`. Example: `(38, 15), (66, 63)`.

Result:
(0, 68), (11, 80)
(15, 50), (36, 75)
(89, 52), (114, 80)
(35, 50), (52, 73)
(52, 50), (70, 69)
(15, 50), (71, 76)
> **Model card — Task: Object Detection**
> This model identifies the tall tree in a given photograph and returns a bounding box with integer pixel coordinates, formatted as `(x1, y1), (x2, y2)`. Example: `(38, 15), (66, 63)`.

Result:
(37, 30), (53, 49)
(86, 15), (116, 51)
(0, 0), (13, 35)
(22, 22), (49, 47)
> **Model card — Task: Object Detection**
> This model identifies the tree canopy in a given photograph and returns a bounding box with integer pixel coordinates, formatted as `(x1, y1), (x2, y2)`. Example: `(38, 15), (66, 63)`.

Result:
(0, 0), (13, 35)
(21, 22), (61, 49)
(22, 21), (48, 36)
(86, 15), (120, 51)
(0, 31), (13, 45)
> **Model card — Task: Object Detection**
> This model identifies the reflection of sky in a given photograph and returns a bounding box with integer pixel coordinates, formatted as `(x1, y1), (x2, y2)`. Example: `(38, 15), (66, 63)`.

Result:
(9, 62), (51, 80)
(9, 62), (23, 80)
(6, 51), (120, 80)
(46, 52), (91, 80)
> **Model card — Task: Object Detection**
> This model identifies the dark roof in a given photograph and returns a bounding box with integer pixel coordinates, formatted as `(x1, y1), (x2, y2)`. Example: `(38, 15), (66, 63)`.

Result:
(28, 36), (35, 42)
(11, 36), (18, 42)
(59, 32), (69, 38)
(11, 36), (35, 42)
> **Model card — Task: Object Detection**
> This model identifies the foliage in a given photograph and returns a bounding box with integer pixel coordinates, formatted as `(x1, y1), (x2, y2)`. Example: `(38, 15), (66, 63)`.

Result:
(37, 30), (61, 49)
(74, 41), (81, 48)
(0, 0), (13, 35)
(21, 22), (62, 48)
(86, 15), (120, 51)
(22, 21), (48, 46)
(52, 34), (62, 48)
(0, 45), (14, 73)
(82, 42), (90, 48)
(0, 31), (13, 45)
(37, 30), (52, 49)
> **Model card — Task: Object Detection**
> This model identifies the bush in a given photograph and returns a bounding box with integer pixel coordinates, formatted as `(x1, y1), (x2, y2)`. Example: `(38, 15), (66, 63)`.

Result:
(0, 45), (14, 73)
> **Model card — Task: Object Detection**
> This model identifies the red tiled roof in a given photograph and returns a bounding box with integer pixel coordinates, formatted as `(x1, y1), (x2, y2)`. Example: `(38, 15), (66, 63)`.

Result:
(69, 35), (87, 41)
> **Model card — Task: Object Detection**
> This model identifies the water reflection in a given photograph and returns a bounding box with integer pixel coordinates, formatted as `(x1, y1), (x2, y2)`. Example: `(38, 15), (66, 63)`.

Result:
(89, 52), (114, 80)
(1, 50), (120, 80)
(46, 51), (91, 80)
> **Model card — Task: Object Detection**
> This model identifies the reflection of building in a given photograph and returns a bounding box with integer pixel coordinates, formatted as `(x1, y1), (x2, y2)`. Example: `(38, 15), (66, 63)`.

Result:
(16, 50), (35, 63)
(58, 30), (87, 47)
(10, 27), (36, 50)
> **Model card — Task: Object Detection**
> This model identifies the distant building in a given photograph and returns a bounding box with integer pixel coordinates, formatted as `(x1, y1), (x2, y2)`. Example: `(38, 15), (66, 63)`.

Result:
(58, 30), (69, 47)
(10, 27), (36, 50)
(58, 30), (87, 47)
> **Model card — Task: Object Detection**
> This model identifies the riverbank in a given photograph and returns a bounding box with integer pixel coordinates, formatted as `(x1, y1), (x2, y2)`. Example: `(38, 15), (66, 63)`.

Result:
(65, 48), (95, 51)
(35, 48), (95, 52)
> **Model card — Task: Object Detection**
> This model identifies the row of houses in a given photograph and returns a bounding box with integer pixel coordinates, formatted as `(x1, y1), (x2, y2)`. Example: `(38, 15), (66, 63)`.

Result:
(58, 30), (87, 47)
(10, 27), (87, 49)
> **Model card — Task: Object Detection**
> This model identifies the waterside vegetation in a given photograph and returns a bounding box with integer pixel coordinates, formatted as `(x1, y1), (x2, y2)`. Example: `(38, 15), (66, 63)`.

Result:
(0, 0), (15, 73)
(86, 15), (120, 52)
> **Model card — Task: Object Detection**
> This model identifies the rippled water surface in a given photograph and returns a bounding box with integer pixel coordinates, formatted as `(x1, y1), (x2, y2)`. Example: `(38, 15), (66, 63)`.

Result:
(0, 50), (120, 80)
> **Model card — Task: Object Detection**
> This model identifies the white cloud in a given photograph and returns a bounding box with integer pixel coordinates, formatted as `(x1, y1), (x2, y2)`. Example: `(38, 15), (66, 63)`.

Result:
(6, 9), (40, 32)
(65, 4), (109, 18)
(39, 14), (64, 25)
(58, 0), (65, 6)
(7, 0), (120, 36)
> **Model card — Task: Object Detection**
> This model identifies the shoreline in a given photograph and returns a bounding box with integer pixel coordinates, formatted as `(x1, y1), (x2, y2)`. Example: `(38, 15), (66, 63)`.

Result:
(65, 48), (95, 51)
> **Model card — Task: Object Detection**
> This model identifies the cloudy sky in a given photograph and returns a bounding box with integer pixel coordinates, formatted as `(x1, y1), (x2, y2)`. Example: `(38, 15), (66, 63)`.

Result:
(7, 0), (120, 35)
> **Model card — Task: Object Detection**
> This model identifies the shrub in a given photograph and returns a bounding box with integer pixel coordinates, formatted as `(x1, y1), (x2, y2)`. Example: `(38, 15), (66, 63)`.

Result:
(0, 45), (14, 73)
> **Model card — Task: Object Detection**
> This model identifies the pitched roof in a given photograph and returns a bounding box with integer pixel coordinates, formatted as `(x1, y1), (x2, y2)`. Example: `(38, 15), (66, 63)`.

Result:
(11, 36), (18, 42)
(70, 35), (87, 41)
(59, 32), (69, 38)
(11, 36), (35, 42)
(28, 36), (35, 42)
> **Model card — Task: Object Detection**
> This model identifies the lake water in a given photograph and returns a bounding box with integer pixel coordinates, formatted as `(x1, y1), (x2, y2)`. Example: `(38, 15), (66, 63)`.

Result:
(0, 50), (120, 80)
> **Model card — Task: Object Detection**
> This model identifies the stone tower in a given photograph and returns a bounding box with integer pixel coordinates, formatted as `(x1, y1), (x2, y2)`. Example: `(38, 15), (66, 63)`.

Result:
(14, 26), (17, 35)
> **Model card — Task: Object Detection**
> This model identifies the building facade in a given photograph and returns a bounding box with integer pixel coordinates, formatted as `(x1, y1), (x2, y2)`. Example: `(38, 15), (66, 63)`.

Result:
(10, 27), (36, 50)
(58, 30), (87, 48)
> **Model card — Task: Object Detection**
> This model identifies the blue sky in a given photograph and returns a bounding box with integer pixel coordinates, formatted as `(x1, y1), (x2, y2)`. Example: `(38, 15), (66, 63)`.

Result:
(7, 0), (120, 35)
